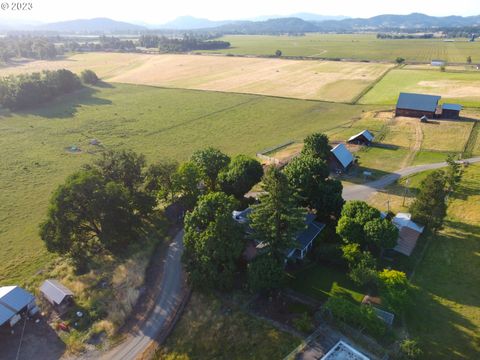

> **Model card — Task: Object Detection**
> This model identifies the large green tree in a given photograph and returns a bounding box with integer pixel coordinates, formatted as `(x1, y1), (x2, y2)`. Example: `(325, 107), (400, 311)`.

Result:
(378, 269), (411, 314)
(337, 201), (397, 254)
(145, 159), (179, 203)
(409, 170), (447, 231)
(87, 149), (155, 215)
(191, 147), (230, 191)
(249, 167), (306, 262)
(444, 154), (462, 193)
(182, 192), (244, 290)
(301, 133), (332, 160)
(219, 154), (263, 200)
(284, 154), (343, 221)
(40, 170), (141, 273)
(174, 161), (202, 209)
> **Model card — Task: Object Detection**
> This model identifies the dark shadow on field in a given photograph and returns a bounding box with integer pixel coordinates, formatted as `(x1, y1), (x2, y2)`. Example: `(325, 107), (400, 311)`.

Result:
(2, 86), (113, 119)
(406, 284), (480, 359)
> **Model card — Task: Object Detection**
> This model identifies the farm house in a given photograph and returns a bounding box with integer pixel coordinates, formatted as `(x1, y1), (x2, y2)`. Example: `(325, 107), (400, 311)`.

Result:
(347, 130), (374, 145)
(232, 209), (325, 261)
(395, 92), (441, 118)
(0, 286), (38, 328)
(330, 143), (355, 171)
(392, 213), (425, 256)
(441, 103), (462, 119)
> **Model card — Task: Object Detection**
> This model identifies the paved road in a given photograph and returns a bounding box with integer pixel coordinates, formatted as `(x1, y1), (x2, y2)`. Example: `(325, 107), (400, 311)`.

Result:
(343, 157), (480, 201)
(102, 230), (185, 360)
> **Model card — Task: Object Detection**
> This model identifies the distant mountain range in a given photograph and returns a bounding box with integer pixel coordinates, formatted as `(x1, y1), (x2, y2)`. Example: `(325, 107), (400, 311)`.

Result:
(1, 13), (480, 34)
(36, 17), (147, 33)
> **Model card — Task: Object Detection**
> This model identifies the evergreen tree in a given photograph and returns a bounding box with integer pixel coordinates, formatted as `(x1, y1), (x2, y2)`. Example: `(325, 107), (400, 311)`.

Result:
(249, 167), (306, 262)
(409, 170), (447, 231)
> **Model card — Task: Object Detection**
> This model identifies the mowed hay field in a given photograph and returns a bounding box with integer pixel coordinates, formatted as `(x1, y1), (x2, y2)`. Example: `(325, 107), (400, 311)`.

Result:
(359, 68), (480, 107)
(205, 34), (480, 63)
(0, 53), (393, 103)
(0, 83), (377, 284)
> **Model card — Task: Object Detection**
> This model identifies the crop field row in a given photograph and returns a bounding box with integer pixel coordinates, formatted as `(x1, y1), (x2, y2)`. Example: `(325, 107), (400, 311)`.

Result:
(0, 53), (393, 103)
(205, 34), (480, 63)
(0, 84), (379, 284)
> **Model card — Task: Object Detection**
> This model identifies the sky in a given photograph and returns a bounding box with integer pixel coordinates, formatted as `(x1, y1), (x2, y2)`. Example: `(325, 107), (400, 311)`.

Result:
(1, 0), (480, 24)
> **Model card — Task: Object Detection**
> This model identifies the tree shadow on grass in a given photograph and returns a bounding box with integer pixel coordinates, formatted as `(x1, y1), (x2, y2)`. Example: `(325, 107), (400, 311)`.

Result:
(407, 285), (480, 359)
(1, 85), (113, 120)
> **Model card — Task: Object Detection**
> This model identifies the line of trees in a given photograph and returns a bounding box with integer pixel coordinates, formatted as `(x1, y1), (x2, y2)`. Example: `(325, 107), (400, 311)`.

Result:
(0, 69), (99, 110)
(376, 33), (434, 39)
(0, 36), (58, 63)
(138, 34), (230, 52)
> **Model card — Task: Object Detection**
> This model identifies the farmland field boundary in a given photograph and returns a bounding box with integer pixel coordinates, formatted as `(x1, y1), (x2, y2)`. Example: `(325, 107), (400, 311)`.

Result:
(352, 64), (399, 105)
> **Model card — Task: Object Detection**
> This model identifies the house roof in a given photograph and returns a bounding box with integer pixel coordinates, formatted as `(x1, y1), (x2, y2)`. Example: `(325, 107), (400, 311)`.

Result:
(296, 221), (325, 250)
(442, 103), (462, 111)
(396, 92), (441, 112)
(0, 303), (16, 327)
(392, 213), (425, 233)
(40, 279), (74, 305)
(232, 208), (251, 224)
(321, 340), (370, 360)
(394, 227), (421, 256)
(330, 144), (354, 169)
(0, 286), (35, 312)
(348, 130), (374, 143)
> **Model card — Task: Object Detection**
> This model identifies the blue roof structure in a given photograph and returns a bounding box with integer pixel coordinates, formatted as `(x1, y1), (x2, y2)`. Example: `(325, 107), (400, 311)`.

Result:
(0, 286), (35, 312)
(296, 218), (325, 250)
(442, 103), (462, 111)
(0, 303), (16, 327)
(396, 92), (441, 112)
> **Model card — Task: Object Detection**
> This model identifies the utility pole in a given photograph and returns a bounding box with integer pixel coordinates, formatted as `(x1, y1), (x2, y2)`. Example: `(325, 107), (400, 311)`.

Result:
(402, 179), (410, 207)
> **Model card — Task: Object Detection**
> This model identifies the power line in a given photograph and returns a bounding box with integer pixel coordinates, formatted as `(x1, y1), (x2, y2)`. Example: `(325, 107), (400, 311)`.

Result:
(15, 315), (28, 360)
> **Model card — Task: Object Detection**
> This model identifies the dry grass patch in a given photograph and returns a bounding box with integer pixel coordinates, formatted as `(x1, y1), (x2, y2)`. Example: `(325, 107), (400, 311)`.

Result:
(420, 119), (474, 152)
(0, 53), (393, 102)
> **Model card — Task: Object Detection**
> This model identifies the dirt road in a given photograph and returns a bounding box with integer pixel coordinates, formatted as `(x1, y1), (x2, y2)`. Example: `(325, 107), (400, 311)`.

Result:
(101, 230), (185, 360)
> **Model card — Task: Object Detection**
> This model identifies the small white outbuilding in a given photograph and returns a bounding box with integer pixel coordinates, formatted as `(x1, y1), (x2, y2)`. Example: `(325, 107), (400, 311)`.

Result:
(39, 279), (74, 306)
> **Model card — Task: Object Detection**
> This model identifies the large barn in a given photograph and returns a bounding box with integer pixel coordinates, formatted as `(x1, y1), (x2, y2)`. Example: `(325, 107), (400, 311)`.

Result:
(395, 92), (441, 118)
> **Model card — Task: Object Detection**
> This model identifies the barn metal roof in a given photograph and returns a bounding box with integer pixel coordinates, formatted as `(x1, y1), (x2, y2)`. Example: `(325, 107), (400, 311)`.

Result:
(40, 280), (74, 305)
(0, 286), (35, 312)
(321, 340), (370, 360)
(331, 144), (354, 169)
(396, 92), (441, 112)
(348, 130), (374, 143)
(442, 103), (462, 111)
(0, 303), (16, 327)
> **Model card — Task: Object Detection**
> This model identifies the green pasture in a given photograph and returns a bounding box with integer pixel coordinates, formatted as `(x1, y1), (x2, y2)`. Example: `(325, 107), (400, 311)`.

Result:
(207, 34), (480, 63)
(0, 83), (378, 285)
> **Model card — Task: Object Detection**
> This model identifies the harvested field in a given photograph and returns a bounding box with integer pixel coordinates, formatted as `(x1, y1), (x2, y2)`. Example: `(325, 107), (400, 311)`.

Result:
(0, 53), (393, 103)
(359, 68), (480, 107)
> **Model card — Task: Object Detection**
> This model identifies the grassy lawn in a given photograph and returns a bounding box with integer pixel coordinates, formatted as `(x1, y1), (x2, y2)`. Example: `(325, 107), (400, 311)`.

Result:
(156, 292), (300, 360)
(0, 83), (377, 285)
(0, 53), (392, 103)
(406, 164), (480, 359)
(356, 147), (411, 173)
(286, 263), (364, 303)
(359, 68), (480, 107)
(204, 34), (480, 63)
(412, 151), (451, 165)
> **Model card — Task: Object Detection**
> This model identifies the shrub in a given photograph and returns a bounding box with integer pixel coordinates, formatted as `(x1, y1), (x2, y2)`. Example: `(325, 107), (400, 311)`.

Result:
(378, 269), (410, 314)
(81, 69), (99, 85)
(324, 296), (387, 338)
(399, 338), (423, 359)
